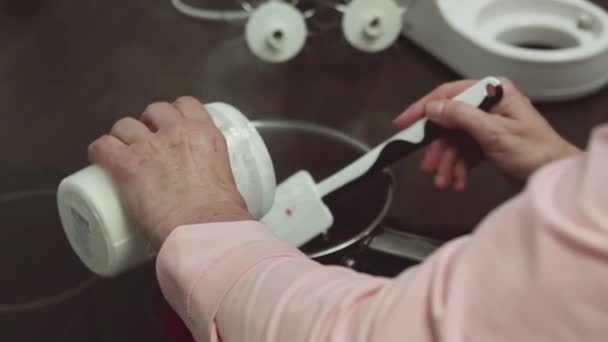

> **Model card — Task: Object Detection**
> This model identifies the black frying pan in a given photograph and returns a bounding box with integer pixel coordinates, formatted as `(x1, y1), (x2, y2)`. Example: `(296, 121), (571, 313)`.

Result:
(254, 121), (395, 259)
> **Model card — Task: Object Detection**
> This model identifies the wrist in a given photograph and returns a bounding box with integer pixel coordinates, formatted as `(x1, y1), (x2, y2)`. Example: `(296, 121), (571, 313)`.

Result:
(151, 201), (254, 249)
(205, 204), (255, 223)
(523, 139), (580, 181)
(553, 140), (580, 162)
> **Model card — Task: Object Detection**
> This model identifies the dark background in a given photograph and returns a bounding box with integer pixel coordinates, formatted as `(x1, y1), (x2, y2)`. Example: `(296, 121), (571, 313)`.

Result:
(0, 0), (607, 340)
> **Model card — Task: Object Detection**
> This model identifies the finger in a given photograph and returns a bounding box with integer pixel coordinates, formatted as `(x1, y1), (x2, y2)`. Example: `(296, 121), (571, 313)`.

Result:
(421, 139), (448, 174)
(173, 96), (213, 123)
(393, 79), (477, 129)
(491, 77), (538, 120)
(453, 158), (469, 192)
(435, 146), (459, 190)
(88, 134), (128, 170)
(425, 99), (500, 147)
(140, 102), (181, 132)
(110, 117), (152, 145)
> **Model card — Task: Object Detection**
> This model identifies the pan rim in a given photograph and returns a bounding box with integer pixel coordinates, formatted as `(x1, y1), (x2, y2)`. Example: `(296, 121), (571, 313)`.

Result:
(252, 119), (395, 259)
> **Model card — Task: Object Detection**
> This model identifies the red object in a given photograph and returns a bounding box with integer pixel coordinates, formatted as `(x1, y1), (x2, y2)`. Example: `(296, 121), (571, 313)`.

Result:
(156, 287), (195, 342)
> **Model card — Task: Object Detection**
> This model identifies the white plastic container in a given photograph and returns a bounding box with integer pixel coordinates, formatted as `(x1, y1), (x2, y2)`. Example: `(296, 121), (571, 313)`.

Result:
(398, 0), (608, 101)
(57, 103), (276, 277)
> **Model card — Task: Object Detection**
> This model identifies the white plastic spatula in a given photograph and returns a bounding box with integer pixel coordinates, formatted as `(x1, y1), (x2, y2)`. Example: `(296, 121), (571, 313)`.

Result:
(263, 77), (504, 247)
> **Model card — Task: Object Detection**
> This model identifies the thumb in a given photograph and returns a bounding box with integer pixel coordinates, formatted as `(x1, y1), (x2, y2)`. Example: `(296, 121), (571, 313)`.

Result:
(425, 100), (497, 145)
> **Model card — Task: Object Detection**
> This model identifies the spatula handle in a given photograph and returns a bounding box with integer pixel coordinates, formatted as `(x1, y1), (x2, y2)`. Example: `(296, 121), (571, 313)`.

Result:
(317, 77), (504, 197)
(369, 78), (504, 172)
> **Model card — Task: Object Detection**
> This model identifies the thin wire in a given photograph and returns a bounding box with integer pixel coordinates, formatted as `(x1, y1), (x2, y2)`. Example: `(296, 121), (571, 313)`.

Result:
(0, 277), (98, 313)
(0, 188), (56, 202)
(171, 0), (327, 22)
(235, 0), (255, 12)
(305, 0), (344, 36)
(236, 0), (304, 11)
(314, 0), (347, 10)
(171, 0), (251, 21)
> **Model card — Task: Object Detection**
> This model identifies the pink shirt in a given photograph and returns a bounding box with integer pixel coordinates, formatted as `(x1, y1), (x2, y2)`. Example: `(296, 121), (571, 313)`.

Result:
(156, 125), (608, 342)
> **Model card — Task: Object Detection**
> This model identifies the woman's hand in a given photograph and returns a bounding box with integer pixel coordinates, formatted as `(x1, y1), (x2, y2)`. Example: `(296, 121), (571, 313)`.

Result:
(88, 97), (252, 248)
(393, 78), (580, 191)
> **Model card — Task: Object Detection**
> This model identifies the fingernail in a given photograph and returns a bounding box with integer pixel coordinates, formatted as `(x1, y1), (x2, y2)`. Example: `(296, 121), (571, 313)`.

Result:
(426, 101), (445, 120)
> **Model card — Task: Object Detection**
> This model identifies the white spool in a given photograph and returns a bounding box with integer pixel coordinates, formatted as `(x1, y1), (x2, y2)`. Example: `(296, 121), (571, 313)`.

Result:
(58, 103), (276, 277)
(342, 0), (404, 53)
(245, 1), (308, 63)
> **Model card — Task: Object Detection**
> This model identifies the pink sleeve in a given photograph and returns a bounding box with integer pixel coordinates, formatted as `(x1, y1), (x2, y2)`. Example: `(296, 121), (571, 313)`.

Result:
(156, 125), (608, 342)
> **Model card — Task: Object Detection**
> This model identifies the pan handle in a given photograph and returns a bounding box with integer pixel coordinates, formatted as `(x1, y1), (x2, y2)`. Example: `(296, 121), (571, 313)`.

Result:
(337, 218), (444, 275)
(364, 227), (440, 263)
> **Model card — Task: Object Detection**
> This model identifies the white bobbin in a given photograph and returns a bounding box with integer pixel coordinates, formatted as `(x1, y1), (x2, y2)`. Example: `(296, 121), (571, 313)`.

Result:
(245, 1), (308, 63)
(342, 0), (404, 53)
